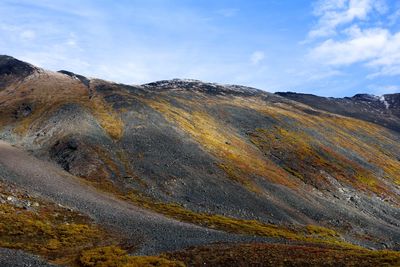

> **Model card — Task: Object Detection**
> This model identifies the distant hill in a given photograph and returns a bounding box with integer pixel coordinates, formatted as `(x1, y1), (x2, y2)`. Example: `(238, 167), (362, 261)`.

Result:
(276, 92), (400, 132)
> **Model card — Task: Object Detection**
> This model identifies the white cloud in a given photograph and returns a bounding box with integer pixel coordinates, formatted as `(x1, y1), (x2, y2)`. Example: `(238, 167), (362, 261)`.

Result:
(311, 27), (390, 65)
(250, 51), (265, 65)
(311, 26), (400, 77)
(308, 0), (400, 79)
(20, 30), (36, 41)
(65, 33), (79, 48)
(309, 0), (387, 38)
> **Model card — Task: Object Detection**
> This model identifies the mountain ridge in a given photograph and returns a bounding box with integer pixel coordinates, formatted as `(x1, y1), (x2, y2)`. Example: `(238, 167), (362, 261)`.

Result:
(1, 55), (398, 106)
(276, 91), (400, 133)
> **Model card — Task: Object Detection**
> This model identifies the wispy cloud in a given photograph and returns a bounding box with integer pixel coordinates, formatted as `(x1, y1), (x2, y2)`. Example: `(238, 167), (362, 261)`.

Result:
(250, 51), (265, 65)
(309, 0), (387, 38)
(311, 26), (390, 65)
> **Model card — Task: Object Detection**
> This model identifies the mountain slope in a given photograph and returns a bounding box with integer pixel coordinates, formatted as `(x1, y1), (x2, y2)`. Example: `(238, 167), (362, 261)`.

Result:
(0, 56), (400, 266)
(0, 140), (259, 254)
(276, 92), (400, 133)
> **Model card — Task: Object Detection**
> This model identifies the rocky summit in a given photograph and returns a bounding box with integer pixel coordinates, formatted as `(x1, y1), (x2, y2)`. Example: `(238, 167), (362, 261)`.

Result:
(0, 56), (400, 266)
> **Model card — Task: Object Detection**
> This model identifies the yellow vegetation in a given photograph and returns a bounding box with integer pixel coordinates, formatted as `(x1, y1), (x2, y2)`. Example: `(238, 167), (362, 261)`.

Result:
(0, 73), (124, 140)
(124, 192), (358, 249)
(0, 182), (119, 265)
(89, 96), (124, 140)
(80, 246), (185, 267)
(12, 95), (124, 140)
(145, 99), (294, 192)
(214, 95), (400, 201)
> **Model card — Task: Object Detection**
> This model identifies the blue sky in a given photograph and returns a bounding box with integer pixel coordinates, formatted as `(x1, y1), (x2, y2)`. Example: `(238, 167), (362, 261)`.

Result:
(1, 0), (400, 97)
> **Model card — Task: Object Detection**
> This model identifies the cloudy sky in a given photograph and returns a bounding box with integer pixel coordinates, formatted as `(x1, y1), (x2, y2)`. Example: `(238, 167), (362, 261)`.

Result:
(1, 0), (400, 97)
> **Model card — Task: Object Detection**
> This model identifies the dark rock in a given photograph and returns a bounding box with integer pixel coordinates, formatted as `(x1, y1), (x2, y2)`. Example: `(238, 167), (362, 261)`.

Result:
(142, 79), (264, 97)
(50, 139), (79, 172)
(13, 103), (33, 119)
(0, 55), (36, 89)
(0, 55), (35, 77)
(58, 70), (90, 87)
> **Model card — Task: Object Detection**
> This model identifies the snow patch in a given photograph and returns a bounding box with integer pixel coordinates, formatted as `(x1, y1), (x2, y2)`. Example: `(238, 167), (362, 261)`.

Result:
(379, 96), (390, 109)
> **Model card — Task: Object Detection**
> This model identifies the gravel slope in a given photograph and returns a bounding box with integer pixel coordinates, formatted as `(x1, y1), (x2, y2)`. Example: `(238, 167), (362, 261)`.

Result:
(0, 248), (57, 267)
(0, 141), (265, 257)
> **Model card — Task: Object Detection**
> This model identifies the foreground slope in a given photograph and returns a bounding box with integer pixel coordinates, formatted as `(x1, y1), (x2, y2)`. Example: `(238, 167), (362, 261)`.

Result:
(0, 140), (254, 254)
(0, 56), (400, 266)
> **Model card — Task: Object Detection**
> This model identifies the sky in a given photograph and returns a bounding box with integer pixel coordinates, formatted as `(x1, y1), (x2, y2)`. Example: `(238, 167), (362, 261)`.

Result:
(1, 0), (400, 97)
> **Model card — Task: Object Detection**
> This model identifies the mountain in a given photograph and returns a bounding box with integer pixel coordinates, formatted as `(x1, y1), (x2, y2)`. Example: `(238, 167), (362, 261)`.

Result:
(276, 92), (400, 132)
(0, 55), (399, 266)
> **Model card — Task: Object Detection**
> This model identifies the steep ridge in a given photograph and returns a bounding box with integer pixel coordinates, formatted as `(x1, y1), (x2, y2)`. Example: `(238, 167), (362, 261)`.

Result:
(0, 56), (400, 265)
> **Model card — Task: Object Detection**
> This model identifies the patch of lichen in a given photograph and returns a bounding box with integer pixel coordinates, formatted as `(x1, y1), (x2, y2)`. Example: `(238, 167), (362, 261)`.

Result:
(79, 246), (185, 267)
(0, 182), (120, 265)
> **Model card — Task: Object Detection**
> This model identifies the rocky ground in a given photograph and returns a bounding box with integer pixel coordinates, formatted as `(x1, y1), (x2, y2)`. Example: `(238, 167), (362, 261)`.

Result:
(0, 141), (269, 256)
(0, 248), (57, 267)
